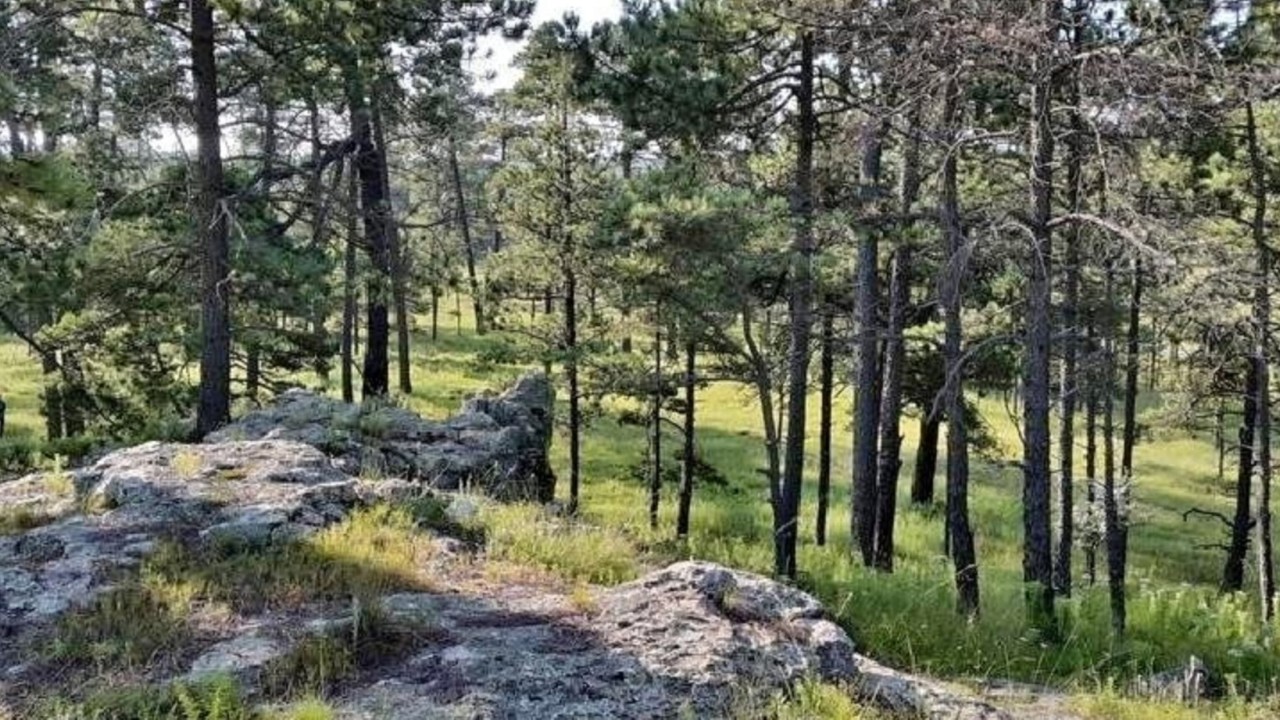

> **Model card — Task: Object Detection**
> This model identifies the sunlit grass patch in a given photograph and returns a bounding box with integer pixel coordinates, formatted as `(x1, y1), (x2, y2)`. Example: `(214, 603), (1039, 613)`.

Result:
(144, 505), (437, 614)
(480, 502), (641, 585)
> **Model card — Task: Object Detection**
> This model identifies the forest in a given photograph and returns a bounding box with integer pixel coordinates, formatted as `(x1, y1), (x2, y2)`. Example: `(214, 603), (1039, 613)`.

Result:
(4, 0), (1280, 717)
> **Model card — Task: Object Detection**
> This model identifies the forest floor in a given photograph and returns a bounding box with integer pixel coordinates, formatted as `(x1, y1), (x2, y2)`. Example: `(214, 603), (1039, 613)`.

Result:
(2, 303), (1279, 718)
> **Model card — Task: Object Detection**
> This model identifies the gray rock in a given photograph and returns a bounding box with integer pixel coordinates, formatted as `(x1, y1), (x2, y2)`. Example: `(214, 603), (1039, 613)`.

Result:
(208, 373), (555, 501)
(186, 633), (290, 683)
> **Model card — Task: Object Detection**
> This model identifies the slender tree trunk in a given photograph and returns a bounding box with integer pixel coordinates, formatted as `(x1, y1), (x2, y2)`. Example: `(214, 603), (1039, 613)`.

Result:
(1085, 313), (1099, 587)
(744, 306), (783, 523)
(1022, 0), (1058, 633)
(941, 75), (979, 616)
(370, 102), (411, 396)
(559, 101), (582, 516)
(341, 158), (358, 405)
(1055, 2), (1086, 597)
(1103, 263), (1125, 635)
(41, 342), (62, 441)
(61, 353), (84, 437)
(192, 0), (231, 436)
(431, 289), (440, 341)
(852, 119), (885, 569)
(307, 93), (332, 377)
(677, 339), (697, 538)
(1246, 100), (1275, 620)
(345, 70), (391, 398)
(450, 137), (486, 336)
(1224, 360), (1256, 593)
(816, 307), (835, 546)
(874, 245), (911, 572)
(649, 318), (663, 531)
(912, 414), (941, 505)
(775, 32), (817, 579)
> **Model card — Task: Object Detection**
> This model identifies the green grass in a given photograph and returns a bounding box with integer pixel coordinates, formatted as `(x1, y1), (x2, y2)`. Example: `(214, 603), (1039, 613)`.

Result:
(4, 298), (1279, 703)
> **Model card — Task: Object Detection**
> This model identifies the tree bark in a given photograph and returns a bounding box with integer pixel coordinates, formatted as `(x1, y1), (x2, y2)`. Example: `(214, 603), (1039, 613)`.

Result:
(816, 307), (835, 546)
(874, 245), (911, 572)
(1084, 313), (1099, 587)
(192, 0), (231, 437)
(852, 119), (885, 569)
(1223, 359), (1256, 593)
(1022, 0), (1058, 633)
(775, 32), (817, 579)
(450, 137), (486, 336)
(941, 75), (979, 616)
(911, 413), (940, 505)
(346, 73), (391, 398)
(1103, 263), (1125, 635)
(677, 339), (697, 538)
(341, 158), (358, 404)
(370, 101), (411, 396)
(1054, 0), (1086, 598)
(649, 319), (663, 530)
(1246, 99), (1275, 620)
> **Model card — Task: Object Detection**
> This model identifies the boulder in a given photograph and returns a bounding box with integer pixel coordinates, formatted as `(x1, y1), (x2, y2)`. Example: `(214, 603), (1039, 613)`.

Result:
(207, 373), (555, 501)
(1129, 656), (1211, 703)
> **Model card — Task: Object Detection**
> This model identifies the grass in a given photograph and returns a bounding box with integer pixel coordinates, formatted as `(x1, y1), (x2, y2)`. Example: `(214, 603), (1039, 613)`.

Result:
(5, 297), (1280, 707)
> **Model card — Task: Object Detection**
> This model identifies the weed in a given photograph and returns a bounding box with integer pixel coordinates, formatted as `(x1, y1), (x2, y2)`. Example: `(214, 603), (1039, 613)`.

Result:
(170, 449), (205, 479)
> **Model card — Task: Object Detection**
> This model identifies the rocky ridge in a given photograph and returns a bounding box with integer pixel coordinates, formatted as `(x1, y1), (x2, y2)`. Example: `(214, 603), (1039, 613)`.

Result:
(1, 375), (1017, 718)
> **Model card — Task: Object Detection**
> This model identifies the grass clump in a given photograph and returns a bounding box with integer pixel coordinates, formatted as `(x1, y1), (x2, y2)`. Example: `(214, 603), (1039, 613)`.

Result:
(265, 698), (335, 720)
(1071, 691), (1280, 720)
(480, 503), (641, 585)
(46, 575), (198, 671)
(0, 505), (56, 534)
(731, 679), (875, 720)
(144, 505), (435, 614)
(407, 494), (486, 544)
(41, 674), (250, 720)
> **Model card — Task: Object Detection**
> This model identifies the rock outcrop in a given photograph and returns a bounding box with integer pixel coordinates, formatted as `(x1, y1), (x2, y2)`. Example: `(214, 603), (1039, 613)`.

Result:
(0, 375), (1013, 719)
(207, 372), (555, 502)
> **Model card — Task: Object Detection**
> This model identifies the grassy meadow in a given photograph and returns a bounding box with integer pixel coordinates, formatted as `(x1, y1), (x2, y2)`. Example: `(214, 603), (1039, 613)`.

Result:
(3, 297), (1280, 710)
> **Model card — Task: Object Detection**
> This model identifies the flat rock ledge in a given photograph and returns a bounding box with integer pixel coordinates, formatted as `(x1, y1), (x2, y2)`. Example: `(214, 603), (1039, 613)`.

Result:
(207, 372), (555, 502)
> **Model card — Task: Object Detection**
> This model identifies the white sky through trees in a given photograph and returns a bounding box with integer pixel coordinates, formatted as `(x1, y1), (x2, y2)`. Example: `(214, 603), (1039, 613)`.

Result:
(474, 0), (624, 92)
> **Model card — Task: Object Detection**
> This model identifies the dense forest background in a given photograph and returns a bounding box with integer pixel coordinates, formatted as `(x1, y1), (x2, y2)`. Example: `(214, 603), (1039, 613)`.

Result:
(6, 0), (1280, 708)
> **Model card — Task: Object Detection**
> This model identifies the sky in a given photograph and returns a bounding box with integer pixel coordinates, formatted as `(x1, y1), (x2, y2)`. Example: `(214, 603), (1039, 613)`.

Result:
(472, 0), (625, 93)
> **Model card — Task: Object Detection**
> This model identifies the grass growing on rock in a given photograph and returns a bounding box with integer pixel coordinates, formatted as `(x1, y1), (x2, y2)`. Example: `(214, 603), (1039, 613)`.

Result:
(143, 505), (436, 614)
(479, 502), (640, 585)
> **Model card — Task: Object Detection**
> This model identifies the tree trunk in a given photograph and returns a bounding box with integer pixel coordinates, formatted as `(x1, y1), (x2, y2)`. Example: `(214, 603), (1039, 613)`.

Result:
(61, 352), (85, 437)
(370, 101), (411, 396)
(1022, 0), (1058, 634)
(41, 344), (63, 441)
(1085, 313), (1099, 587)
(911, 414), (940, 505)
(1103, 263), (1125, 635)
(874, 245), (911, 572)
(677, 339), (697, 539)
(450, 137), (486, 336)
(346, 72), (391, 398)
(852, 119), (886, 569)
(816, 307), (835, 546)
(649, 319), (662, 530)
(1246, 99), (1275, 620)
(1224, 360), (1256, 593)
(192, 0), (231, 437)
(941, 75), (979, 616)
(775, 32), (817, 580)
(1055, 1), (1086, 598)
(341, 158), (358, 405)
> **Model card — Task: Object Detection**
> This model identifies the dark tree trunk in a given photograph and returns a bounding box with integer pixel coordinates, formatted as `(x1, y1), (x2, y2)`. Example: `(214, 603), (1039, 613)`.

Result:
(246, 345), (261, 402)
(41, 345), (62, 441)
(341, 158), (358, 405)
(874, 245), (911, 572)
(775, 32), (817, 579)
(816, 307), (835, 546)
(1224, 360), (1256, 593)
(852, 119), (885, 569)
(370, 102), (410, 396)
(450, 138), (486, 336)
(559, 101), (582, 516)
(649, 319), (662, 530)
(677, 339), (697, 539)
(1246, 100), (1275, 620)
(192, 0), (231, 437)
(911, 414), (940, 505)
(941, 76), (979, 616)
(61, 353), (85, 437)
(1022, 0), (1058, 633)
(1084, 313), (1099, 587)
(1103, 263), (1125, 635)
(1055, 2), (1086, 598)
(307, 93), (332, 377)
(346, 79), (391, 398)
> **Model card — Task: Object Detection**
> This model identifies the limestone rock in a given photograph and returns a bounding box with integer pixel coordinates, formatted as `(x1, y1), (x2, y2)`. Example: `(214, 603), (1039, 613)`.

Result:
(207, 373), (555, 501)
(186, 633), (290, 684)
